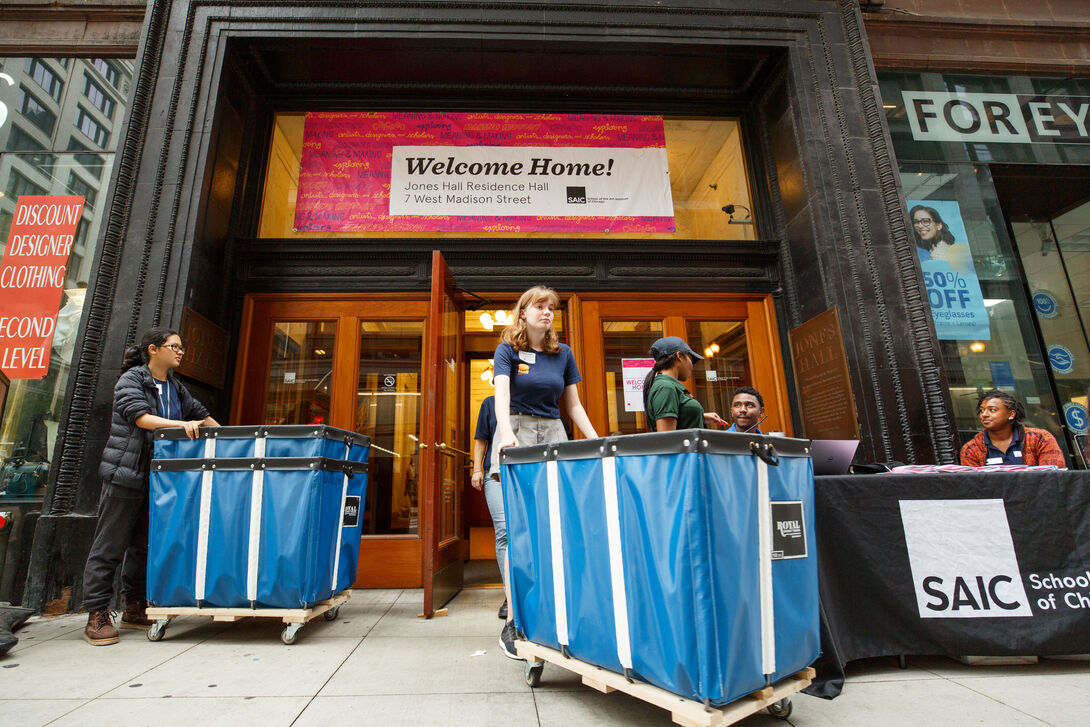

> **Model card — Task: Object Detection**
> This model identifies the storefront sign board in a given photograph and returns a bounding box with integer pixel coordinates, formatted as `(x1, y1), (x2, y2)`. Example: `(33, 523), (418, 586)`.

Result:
(0, 195), (83, 379)
(295, 112), (674, 233)
(620, 358), (654, 412)
(789, 307), (860, 441)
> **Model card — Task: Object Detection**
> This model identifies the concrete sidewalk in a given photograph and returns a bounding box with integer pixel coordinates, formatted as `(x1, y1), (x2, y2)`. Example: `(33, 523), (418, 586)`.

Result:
(4, 587), (1088, 726)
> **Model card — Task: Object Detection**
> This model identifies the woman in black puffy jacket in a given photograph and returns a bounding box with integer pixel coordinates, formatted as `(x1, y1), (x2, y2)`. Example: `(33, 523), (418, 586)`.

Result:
(81, 327), (219, 645)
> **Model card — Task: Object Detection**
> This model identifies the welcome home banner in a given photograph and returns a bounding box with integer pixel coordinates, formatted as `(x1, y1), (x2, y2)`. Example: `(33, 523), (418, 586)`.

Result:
(294, 112), (675, 233)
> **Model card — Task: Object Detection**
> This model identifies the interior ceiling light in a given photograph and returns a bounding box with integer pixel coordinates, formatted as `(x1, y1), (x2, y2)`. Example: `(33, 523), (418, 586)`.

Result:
(480, 312), (494, 330)
(969, 342), (985, 353)
(710, 343), (720, 353)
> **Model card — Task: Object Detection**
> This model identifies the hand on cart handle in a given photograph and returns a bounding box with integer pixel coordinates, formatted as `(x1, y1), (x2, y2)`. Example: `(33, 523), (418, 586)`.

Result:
(704, 412), (728, 427)
(181, 420), (205, 439)
(497, 433), (520, 455)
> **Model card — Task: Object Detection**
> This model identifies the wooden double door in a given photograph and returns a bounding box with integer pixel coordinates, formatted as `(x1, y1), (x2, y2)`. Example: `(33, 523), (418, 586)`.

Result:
(232, 255), (790, 615)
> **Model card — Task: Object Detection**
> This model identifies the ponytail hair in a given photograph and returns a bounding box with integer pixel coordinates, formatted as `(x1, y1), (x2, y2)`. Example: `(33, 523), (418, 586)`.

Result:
(121, 326), (178, 375)
(642, 349), (682, 428)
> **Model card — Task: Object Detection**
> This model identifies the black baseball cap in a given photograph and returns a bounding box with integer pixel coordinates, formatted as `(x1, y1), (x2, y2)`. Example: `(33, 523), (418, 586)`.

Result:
(649, 336), (703, 360)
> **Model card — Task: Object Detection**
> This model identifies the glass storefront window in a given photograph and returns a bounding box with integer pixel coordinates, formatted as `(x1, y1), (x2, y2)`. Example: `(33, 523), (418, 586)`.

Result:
(1012, 201), (1090, 464)
(0, 56), (134, 604)
(257, 113), (755, 240)
(263, 321), (335, 426)
(687, 320), (751, 425)
(899, 162), (1067, 453)
(602, 321), (664, 435)
(355, 321), (424, 536)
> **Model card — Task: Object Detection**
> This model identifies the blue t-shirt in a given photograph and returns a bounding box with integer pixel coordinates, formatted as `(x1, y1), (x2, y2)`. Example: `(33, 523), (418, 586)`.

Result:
(474, 395), (497, 468)
(153, 377), (183, 420)
(494, 342), (581, 419)
(985, 426), (1023, 465)
(727, 422), (762, 434)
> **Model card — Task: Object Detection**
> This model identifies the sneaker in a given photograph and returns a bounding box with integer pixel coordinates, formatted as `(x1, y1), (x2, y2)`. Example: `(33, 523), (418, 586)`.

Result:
(497, 599), (508, 621)
(499, 620), (522, 660)
(120, 599), (153, 630)
(84, 609), (119, 646)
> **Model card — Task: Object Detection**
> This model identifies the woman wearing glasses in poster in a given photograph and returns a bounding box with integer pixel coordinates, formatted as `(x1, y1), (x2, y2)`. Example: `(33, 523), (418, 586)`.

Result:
(489, 285), (598, 660)
(910, 204), (972, 274)
(82, 327), (219, 646)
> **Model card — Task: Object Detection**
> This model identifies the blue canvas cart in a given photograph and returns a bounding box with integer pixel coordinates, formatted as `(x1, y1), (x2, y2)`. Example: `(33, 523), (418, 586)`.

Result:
(501, 429), (818, 725)
(145, 425), (369, 644)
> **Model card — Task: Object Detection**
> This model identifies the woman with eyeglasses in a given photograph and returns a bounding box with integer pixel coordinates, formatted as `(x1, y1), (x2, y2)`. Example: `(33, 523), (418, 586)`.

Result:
(910, 205), (957, 260)
(82, 327), (219, 646)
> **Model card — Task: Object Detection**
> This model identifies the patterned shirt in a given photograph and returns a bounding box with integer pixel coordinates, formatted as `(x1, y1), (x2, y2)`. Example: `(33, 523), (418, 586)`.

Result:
(960, 426), (1065, 468)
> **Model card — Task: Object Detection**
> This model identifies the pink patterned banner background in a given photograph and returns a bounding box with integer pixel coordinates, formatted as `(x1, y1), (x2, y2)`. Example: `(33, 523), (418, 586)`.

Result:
(294, 112), (675, 233)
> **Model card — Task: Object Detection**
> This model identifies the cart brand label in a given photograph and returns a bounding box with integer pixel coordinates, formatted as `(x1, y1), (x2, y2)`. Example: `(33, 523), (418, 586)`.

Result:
(770, 501), (807, 560)
(342, 496), (361, 528)
(900, 499), (1032, 618)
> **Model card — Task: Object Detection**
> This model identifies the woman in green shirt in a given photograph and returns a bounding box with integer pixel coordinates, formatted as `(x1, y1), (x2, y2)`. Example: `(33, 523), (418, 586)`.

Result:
(642, 336), (727, 431)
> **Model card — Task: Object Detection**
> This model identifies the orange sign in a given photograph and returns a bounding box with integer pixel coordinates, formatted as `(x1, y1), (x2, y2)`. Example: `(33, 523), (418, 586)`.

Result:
(0, 195), (84, 379)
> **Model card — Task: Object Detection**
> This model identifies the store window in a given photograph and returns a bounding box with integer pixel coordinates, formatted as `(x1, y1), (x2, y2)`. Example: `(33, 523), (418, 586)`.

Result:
(881, 70), (1090, 465)
(258, 113), (755, 241)
(0, 55), (135, 604)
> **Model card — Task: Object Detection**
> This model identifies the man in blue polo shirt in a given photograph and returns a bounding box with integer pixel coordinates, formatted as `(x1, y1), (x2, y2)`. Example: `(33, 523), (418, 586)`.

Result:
(726, 386), (765, 434)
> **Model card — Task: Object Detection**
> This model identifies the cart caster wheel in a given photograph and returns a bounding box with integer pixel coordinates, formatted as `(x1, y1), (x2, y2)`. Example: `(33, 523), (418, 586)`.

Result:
(324, 606), (340, 621)
(147, 620), (168, 642)
(767, 697), (792, 719)
(525, 661), (544, 687)
(281, 623), (303, 645)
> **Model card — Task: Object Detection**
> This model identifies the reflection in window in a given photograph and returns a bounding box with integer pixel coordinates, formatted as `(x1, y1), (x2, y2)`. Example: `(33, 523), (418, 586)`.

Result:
(688, 320), (750, 426)
(28, 59), (63, 101)
(67, 172), (96, 209)
(9, 168), (48, 198)
(83, 76), (115, 118)
(263, 321), (335, 426)
(75, 106), (109, 147)
(91, 58), (120, 88)
(602, 320), (663, 435)
(356, 321), (423, 535)
(18, 86), (56, 136)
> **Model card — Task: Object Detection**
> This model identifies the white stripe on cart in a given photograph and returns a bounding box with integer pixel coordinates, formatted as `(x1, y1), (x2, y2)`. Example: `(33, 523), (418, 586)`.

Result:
(601, 455), (633, 670)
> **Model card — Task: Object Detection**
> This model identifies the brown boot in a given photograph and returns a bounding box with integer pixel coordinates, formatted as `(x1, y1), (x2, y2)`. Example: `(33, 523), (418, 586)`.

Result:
(120, 599), (153, 630)
(84, 609), (119, 645)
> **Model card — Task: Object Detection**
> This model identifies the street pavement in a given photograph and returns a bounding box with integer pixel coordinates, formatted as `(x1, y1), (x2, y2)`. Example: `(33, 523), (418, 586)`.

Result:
(3, 587), (1088, 726)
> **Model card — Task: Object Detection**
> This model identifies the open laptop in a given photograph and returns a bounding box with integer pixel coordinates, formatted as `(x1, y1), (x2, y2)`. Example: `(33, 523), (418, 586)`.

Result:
(809, 439), (860, 475)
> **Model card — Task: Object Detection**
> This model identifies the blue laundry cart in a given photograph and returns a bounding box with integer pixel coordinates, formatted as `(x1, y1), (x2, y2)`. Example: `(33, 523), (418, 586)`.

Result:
(501, 429), (817, 719)
(145, 425), (369, 644)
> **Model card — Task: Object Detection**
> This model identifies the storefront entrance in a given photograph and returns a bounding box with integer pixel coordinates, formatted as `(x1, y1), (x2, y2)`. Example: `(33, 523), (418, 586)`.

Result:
(231, 255), (790, 608)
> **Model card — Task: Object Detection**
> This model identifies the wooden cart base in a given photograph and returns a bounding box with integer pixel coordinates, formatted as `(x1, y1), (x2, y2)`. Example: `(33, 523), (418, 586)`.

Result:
(145, 591), (350, 644)
(515, 640), (814, 727)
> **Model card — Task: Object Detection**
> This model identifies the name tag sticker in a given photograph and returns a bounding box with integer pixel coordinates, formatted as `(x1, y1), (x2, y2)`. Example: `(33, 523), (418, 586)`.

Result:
(1013, 450), (1022, 458)
(518, 350), (536, 364)
(986, 457), (1003, 465)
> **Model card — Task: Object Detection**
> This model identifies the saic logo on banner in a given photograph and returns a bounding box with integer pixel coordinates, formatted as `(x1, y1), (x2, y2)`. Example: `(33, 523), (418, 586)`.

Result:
(770, 501), (807, 560)
(900, 499), (1032, 618)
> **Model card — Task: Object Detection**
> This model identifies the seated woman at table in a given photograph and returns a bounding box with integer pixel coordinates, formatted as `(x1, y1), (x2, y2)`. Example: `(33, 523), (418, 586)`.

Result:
(960, 389), (1065, 467)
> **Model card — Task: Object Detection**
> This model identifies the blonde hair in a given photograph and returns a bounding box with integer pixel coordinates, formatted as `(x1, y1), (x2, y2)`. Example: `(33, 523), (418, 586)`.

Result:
(501, 286), (561, 353)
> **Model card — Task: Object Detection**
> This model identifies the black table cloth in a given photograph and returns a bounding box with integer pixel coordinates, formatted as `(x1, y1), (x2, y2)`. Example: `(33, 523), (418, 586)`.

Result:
(807, 470), (1090, 697)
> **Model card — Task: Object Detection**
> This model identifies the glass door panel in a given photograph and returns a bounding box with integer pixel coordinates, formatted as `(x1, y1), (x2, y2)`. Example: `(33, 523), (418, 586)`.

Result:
(264, 321), (336, 425)
(601, 320), (664, 435)
(687, 321), (751, 429)
(355, 321), (424, 536)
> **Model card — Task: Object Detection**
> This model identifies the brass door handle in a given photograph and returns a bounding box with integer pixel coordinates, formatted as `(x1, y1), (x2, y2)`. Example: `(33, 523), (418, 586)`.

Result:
(436, 442), (471, 457)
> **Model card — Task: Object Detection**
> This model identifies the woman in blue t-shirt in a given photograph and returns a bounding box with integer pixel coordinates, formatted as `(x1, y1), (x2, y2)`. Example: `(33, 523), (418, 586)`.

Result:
(490, 285), (597, 659)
